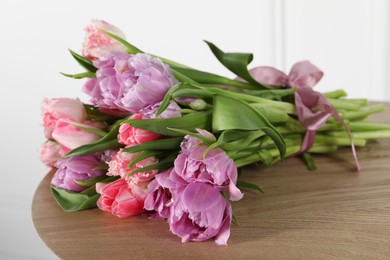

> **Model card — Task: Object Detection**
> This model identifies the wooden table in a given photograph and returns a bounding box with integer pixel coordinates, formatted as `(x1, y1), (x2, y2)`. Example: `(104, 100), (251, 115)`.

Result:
(32, 104), (390, 259)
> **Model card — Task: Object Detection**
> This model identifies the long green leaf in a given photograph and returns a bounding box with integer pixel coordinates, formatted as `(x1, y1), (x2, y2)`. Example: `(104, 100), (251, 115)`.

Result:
(65, 121), (124, 157)
(250, 104), (289, 123)
(66, 139), (123, 157)
(213, 95), (286, 160)
(101, 30), (143, 54)
(74, 175), (109, 187)
(173, 67), (256, 89)
(123, 137), (183, 153)
(50, 186), (99, 212)
(123, 111), (212, 136)
(127, 150), (166, 168)
(156, 83), (182, 116)
(68, 49), (97, 73)
(167, 127), (215, 144)
(60, 71), (96, 79)
(240, 88), (296, 100)
(204, 41), (269, 89)
(83, 104), (122, 122)
(73, 125), (108, 137)
(237, 180), (263, 193)
(128, 152), (178, 176)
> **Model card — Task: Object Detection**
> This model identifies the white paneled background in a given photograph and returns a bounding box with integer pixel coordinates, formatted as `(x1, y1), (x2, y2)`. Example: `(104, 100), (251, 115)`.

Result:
(0, 0), (389, 258)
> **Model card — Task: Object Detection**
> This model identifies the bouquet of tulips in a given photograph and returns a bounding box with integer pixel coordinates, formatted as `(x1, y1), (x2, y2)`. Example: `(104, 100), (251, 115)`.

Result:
(39, 20), (390, 245)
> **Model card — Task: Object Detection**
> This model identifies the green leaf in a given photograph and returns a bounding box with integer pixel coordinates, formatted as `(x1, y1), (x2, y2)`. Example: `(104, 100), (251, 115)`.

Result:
(241, 88), (296, 100)
(171, 69), (198, 83)
(232, 213), (239, 226)
(203, 130), (251, 156)
(93, 164), (109, 171)
(83, 104), (122, 122)
(65, 121), (124, 157)
(212, 95), (286, 160)
(167, 127), (215, 144)
(68, 49), (97, 73)
(74, 175), (113, 187)
(221, 130), (265, 152)
(101, 30), (143, 54)
(172, 88), (214, 100)
(128, 152), (178, 176)
(66, 139), (123, 158)
(60, 71), (96, 79)
(250, 104), (289, 123)
(73, 125), (108, 137)
(156, 83), (181, 116)
(123, 111), (212, 136)
(173, 67), (256, 89)
(204, 41), (270, 89)
(237, 180), (263, 193)
(50, 185), (99, 212)
(123, 137), (183, 153)
(127, 150), (166, 168)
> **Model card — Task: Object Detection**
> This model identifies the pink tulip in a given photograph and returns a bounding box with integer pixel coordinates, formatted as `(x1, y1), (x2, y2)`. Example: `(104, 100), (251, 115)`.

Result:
(82, 19), (127, 60)
(52, 119), (105, 150)
(96, 178), (145, 218)
(107, 149), (158, 185)
(42, 98), (86, 139)
(39, 141), (63, 167)
(118, 114), (162, 146)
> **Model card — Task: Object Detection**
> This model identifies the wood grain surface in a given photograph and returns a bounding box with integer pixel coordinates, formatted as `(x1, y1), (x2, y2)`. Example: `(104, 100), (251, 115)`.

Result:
(32, 103), (390, 260)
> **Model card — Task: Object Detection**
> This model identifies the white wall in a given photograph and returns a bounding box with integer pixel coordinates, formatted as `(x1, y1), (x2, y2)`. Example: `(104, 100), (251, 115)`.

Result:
(0, 0), (388, 258)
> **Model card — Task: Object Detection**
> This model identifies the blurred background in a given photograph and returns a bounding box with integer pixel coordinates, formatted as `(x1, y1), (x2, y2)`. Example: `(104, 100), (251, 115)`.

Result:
(1, 0), (389, 258)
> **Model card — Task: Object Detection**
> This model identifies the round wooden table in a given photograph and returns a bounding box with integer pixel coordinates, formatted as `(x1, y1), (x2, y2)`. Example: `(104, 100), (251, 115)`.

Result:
(32, 104), (390, 259)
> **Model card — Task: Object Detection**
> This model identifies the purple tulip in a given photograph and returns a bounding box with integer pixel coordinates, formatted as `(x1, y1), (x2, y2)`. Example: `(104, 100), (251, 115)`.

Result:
(51, 154), (106, 192)
(174, 129), (243, 201)
(138, 100), (181, 119)
(83, 52), (177, 113)
(144, 169), (174, 219)
(169, 182), (232, 245)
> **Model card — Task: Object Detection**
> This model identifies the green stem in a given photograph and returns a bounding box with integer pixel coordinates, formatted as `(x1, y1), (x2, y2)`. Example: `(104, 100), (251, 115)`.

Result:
(328, 98), (361, 111)
(330, 130), (390, 140)
(323, 89), (347, 99)
(308, 144), (338, 153)
(341, 104), (384, 120)
(314, 135), (366, 147)
(209, 87), (295, 113)
(348, 121), (390, 131)
(179, 109), (197, 114)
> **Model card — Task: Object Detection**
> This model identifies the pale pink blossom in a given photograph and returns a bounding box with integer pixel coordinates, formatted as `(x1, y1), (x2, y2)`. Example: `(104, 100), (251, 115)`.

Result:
(42, 98), (86, 139)
(82, 19), (127, 60)
(39, 141), (63, 167)
(52, 119), (105, 150)
(107, 149), (158, 186)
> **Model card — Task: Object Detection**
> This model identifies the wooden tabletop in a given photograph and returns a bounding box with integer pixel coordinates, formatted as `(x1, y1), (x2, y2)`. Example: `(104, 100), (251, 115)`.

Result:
(32, 103), (390, 259)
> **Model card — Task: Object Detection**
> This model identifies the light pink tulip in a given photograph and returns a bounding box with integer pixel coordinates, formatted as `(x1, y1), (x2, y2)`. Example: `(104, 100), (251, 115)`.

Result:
(82, 19), (127, 60)
(107, 149), (158, 186)
(42, 98), (86, 139)
(52, 119), (105, 150)
(39, 141), (63, 167)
